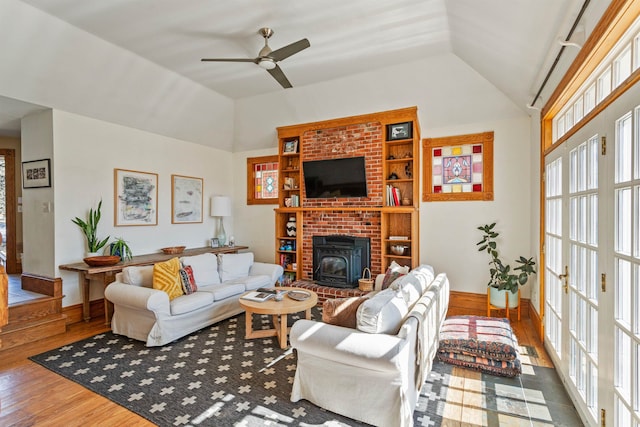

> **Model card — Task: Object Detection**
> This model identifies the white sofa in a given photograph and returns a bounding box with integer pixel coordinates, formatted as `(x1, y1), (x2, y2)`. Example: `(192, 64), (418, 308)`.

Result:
(290, 265), (450, 427)
(105, 252), (283, 346)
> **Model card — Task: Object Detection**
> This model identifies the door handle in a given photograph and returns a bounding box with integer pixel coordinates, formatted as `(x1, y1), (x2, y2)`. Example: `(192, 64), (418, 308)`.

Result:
(559, 265), (569, 294)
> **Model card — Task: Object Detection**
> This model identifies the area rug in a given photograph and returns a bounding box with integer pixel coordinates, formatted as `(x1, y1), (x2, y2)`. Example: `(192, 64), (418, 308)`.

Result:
(30, 311), (581, 426)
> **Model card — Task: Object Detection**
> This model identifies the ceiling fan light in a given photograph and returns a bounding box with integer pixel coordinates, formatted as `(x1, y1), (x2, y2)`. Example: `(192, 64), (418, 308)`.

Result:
(258, 58), (276, 70)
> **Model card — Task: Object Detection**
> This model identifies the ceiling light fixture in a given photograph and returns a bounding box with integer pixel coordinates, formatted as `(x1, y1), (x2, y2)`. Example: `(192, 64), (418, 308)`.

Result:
(258, 58), (276, 70)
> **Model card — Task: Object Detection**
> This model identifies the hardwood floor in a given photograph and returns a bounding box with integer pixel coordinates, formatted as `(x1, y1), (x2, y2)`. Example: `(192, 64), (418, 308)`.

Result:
(0, 310), (553, 426)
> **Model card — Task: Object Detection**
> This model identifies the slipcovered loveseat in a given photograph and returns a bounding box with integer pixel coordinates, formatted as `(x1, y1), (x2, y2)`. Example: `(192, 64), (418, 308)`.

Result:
(290, 265), (449, 427)
(105, 252), (283, 346)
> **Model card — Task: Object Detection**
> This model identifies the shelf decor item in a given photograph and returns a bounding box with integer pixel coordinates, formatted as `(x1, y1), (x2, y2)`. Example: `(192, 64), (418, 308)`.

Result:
(83, 255), (121, 267)
(72, 199), (110, 256)
(390, 245), (408, 256)
(161, 246), (186, 255)
(386, 122), (412, 141)
(109, 237), (133, 261)
(211, 195), (231, 246)
(286, 216), (297, 237)
(283, 139), (298, 153)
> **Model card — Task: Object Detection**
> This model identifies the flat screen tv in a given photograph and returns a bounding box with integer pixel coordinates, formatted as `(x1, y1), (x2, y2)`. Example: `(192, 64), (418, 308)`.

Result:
(303, 157), (368, 198)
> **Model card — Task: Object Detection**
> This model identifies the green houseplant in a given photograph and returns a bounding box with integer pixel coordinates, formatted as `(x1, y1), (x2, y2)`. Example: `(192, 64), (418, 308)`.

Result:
(476, 222), (537, 294)
(109, 237), (133, 262)
(72, 200), (110, 255)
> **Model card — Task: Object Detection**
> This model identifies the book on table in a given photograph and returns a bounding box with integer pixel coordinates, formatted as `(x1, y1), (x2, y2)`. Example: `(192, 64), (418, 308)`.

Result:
(241, 291), (275, 302)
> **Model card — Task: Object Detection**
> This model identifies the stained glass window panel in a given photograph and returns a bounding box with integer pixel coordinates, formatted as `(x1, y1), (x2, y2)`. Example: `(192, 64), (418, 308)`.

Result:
(423, 131), (493, 201)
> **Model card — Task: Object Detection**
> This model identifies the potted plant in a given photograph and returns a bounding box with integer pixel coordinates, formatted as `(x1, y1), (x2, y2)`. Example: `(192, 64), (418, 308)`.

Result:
(476, 222), (536, 309)
(109, 237), (133, 262)
(72, 200), (110, 256)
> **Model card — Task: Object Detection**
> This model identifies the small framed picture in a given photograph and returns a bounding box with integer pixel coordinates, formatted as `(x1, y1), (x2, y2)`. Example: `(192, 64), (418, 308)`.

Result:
(387, 122), (413, 141)
(283, 139), (298, 154)
(22, 159), (51, 189)
(210, 238), (219, 248)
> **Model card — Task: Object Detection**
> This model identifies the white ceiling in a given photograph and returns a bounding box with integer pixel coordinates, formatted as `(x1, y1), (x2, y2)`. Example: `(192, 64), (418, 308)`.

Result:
(1, 0), (587, 138)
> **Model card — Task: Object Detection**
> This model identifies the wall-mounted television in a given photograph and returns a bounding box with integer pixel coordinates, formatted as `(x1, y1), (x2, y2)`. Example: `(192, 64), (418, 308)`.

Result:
(303, 157), (368, 199)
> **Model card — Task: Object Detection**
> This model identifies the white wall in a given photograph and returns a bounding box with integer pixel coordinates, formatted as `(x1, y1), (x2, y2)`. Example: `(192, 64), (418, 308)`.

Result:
(234, 52), (536, 298)
(46, 111), (234, 306)
(232, 148), (279, 263)
(21, 110), (55, 277)
(0, 0), (234, 150)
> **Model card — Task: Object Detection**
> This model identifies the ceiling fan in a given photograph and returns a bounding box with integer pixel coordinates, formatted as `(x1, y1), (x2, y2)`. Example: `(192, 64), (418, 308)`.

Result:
(201, 27), (310, 89)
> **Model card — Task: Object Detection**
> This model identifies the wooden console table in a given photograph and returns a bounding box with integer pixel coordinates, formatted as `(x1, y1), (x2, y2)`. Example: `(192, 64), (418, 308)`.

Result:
(59, 245), (248, 324)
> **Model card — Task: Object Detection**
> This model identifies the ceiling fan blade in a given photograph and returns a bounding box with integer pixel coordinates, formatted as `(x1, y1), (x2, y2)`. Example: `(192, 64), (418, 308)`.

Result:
(270, 39), (310, 62)
(267, 65), (292, 88)
(201, 58), (257, 63)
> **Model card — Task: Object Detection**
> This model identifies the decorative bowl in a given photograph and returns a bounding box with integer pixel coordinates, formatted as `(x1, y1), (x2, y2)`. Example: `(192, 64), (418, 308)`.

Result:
(390, 245), (408, 256)
(161, 246), (186, 254)
(83, 255), (121, 267)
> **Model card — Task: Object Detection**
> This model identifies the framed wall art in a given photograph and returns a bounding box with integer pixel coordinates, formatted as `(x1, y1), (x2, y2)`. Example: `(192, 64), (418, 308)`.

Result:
(283, 139), (298, 154)
(386, 122), (413, 141)
(114, 168), (158, 226)
(22, 159), (51, 189)
(422, 131), (494, 202)
(171, 174), (203, 224)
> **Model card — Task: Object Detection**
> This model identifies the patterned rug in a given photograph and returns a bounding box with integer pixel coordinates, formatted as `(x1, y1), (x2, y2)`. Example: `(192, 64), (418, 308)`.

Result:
(30, 310), (582, 426)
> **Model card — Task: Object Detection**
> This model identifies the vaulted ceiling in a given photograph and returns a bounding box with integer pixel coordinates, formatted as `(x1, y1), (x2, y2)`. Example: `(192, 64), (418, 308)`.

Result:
(1, 0), (593, 139)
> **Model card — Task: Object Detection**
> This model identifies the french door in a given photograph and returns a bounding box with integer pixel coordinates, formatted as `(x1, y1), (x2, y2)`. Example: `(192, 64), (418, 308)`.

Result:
(544, 83), (640, 426)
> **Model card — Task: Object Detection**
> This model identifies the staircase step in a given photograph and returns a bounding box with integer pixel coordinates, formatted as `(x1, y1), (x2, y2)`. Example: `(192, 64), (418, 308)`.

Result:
(8, 296), (63, 324)
(0, 313), (67, 350)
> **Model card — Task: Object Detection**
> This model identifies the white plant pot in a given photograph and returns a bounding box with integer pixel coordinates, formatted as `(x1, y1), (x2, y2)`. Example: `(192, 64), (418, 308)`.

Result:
(489, 286), (519, 309)
(86, 251), (102, 258)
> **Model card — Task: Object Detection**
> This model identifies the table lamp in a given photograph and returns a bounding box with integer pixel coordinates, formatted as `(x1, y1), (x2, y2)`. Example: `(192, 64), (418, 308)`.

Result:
(211, 196), (231, 246)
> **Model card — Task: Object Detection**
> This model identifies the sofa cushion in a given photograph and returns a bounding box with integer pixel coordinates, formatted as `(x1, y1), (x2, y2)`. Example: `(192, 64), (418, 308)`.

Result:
(218, 253), (254, 282)
(356, 287), (410, 334)
(323, 295), (371, 329)
(224, 275), (271, 291)
(170, 292), (214, 315)
(197, 283), (246, 301)
(122, 265), (154, 288)
(179, 266), (198, 294)
(180, 253), (220, 286)
(381, 261), (410, 289)
(152, 258), (184, 300)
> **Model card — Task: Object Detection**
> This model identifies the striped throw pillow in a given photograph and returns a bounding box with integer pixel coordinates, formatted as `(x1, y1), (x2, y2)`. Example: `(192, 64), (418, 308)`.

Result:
(179, 265), (198, 294)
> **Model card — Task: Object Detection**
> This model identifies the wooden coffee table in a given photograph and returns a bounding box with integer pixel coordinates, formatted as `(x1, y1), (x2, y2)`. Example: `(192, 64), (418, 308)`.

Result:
(239, 287), (318, 349)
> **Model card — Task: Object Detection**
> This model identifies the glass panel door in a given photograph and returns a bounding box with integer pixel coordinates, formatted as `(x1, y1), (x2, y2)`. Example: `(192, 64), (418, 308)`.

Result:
(612, 103), (640, 427)
(567, 135), (600, 418)
(544, 116), (604, 425)
(544, 155), (563, 356)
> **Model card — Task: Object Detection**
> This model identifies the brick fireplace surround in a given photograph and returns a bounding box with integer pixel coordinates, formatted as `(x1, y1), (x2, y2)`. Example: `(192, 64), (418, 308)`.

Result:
(289, 121), (385, 303)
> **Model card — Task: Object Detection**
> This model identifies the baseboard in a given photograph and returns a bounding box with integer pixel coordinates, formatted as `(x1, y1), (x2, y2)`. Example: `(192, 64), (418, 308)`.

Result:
(448, 290), (531, 319)
(62, 299), (105, 325)
(530, 306), (543, 340)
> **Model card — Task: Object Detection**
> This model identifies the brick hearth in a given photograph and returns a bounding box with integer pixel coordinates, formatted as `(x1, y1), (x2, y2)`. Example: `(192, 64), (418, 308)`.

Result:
(290, 280), (371, 305)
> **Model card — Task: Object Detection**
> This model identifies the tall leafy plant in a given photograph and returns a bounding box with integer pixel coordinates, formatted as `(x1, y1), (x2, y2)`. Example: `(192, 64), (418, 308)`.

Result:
(476, 222), (537, 293)
(72, 200), (110, 253)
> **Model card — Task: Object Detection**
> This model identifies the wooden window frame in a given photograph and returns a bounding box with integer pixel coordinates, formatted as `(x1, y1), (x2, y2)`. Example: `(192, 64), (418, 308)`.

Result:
(246, 155), (279, 205)
(422, 131), (494, 202)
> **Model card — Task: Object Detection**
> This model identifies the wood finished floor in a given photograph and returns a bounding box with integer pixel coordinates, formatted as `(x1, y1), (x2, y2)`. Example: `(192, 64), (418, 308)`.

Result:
(0, 308), (553, 426)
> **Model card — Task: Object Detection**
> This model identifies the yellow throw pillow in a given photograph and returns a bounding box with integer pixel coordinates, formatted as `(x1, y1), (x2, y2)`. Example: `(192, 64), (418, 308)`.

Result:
(153, 257), (184, 300)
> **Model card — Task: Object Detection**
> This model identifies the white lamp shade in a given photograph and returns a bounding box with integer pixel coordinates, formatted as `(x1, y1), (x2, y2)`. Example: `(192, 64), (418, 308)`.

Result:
(211, 196), (231, 217)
